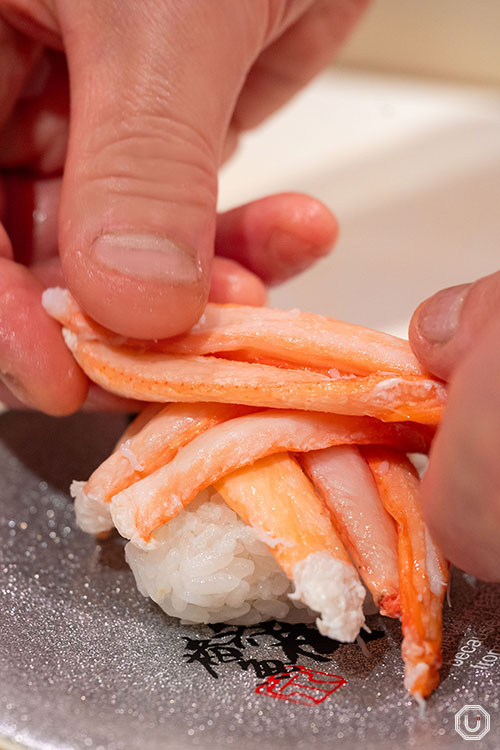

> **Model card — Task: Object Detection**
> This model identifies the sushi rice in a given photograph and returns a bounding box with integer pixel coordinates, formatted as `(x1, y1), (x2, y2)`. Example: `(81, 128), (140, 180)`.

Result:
(125, 490), (315, 626)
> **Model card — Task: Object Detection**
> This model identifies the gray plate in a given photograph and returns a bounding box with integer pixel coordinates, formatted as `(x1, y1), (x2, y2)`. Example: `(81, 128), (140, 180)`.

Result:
(1, 412), (499, 750)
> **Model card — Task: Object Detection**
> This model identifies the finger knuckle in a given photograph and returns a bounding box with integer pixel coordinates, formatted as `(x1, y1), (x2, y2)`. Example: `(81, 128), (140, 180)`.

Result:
(77, 112), (217, 210)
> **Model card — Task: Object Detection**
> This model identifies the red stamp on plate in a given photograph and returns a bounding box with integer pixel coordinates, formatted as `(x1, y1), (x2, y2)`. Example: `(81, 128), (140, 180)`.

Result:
(255, 665), (346, 706)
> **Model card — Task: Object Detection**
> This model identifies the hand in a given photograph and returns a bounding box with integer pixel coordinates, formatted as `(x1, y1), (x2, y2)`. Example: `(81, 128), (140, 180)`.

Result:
(0, 0), (368, 414)
(409, 271), (500, 581)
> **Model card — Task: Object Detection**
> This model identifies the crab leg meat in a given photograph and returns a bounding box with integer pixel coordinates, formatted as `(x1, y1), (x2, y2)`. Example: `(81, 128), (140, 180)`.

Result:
(59, 331), (445, 425)
(110, 410), (433, 548)
(71, 402), (253, 535)
(43, 287), (446, 423)
(42, 287), (430, 376)
(113, 404), (164, 447)
(300, 445), (400, 618)
(43, 287), (451, 700)
(362, 447), (448, 701)
(215, 453), (366, 642)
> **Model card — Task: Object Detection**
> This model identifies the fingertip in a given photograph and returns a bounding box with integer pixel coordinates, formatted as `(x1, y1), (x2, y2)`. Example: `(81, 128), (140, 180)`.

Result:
(0, 258), (89, 415)
(261, 194), (338, 285)
(284, 193), (339, 254)
(18, 320), (90, 416)
(421, 456), (500, 583)
(410, 273), (500, 382)
(420, 318), (500, 582)
(409, 284), (470, 380)
(40, 361), (89, 417)
(62, 241), (209, 339)
(216, 193), (339, 286)
(408, 300), (436, 374)
(210, 257), (267, 306)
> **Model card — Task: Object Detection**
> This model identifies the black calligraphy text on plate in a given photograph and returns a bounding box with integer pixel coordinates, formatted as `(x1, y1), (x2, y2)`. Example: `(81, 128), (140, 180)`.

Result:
(182, 621), (385, 679)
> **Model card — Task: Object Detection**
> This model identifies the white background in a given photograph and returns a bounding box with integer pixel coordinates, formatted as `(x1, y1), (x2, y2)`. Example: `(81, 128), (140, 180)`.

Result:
(219, 69), (500, 337)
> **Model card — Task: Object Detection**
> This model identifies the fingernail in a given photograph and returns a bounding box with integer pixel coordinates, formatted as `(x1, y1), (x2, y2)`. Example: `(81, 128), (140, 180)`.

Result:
(93, 234), (203, 283)
(418, 283), (470, 344)
(0, 371), (34, 408)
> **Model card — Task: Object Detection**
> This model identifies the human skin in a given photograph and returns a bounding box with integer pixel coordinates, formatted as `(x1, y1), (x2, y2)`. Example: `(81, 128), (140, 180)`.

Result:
(0, 0), (368, 413)
(409, 271), (500, 582)
(1, 1), (497, 581)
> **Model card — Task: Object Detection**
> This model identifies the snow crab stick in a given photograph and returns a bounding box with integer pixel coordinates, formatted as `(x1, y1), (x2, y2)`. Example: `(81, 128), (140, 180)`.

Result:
(70, 402), (253, 535)
(361, 447), (448, 701)
(215, 453), (366, 643)
(43, 288), (446, 424)
(110, 410), (433, 549)
(42, 287), (429, 377)
(300, 446), (400, 618)
(59, 331), (445, 424)
(113, 403), (164, 446)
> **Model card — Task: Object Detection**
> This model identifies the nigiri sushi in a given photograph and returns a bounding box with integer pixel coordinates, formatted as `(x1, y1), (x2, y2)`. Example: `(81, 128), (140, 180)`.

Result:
(43, 288), (448, 702)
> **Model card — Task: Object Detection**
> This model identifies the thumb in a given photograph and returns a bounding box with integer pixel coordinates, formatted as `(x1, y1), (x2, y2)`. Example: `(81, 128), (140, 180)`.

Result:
(57, 1), (266, 338)
(409, 271), (500, 581)
(409, 271), (500, 380)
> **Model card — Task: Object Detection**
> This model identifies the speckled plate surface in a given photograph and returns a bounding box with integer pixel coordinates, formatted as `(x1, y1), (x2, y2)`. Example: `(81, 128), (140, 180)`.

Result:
(1, 411), (499, 750)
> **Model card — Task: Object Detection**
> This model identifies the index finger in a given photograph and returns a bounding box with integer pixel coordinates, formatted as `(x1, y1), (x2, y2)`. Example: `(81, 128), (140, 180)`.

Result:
(0, 255), (88, 414)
